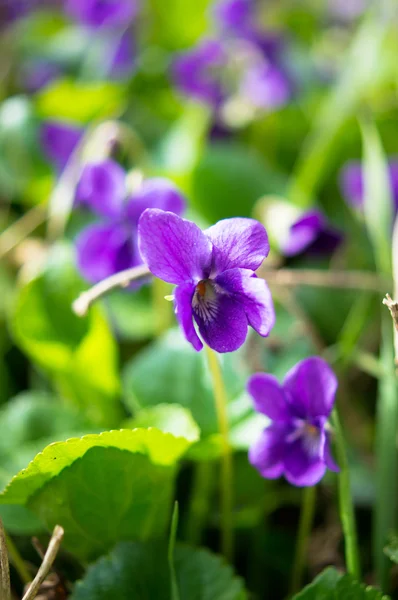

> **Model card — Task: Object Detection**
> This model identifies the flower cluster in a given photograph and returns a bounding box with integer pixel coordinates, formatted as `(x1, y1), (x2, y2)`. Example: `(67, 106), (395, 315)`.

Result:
(248, 357), (339, 486)
(340, 159), (398, 212)
(74, 161), (186, 284)
(172, 0), (292, 125)
(138, 210), (275, 353)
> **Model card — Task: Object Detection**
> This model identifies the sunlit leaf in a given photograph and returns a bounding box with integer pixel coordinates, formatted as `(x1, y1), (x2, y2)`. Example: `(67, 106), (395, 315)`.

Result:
(35, 78), (125, 123)
(1, 429), (194, 559)
(11, 243), (121, 426)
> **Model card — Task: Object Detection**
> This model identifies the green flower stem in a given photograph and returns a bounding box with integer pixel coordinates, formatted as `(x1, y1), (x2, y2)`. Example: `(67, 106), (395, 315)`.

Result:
(186, 461), (214, 546)
(332, 407), (361, 580)
(152, 277), (173, 336)
(204, 346), (234, 561)
(373, 313), (398, 589)
(290, 485), (316, 595)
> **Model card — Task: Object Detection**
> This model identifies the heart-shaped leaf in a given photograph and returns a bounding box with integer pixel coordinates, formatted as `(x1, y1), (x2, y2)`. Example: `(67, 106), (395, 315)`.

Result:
(1, 429), (196, 559)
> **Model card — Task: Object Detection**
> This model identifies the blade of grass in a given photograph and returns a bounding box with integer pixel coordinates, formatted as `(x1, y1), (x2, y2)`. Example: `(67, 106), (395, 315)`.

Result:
(361, 119), (397, 590)
(289, 10), (395, 207)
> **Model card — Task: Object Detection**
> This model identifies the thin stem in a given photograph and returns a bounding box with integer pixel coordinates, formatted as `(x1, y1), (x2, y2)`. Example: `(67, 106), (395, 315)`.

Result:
(72, 267), (386, 319)
(260, 267), (387, 291)
(168, 502), (180, 600)
(290, 486), (316, 595)
(204, 346), (234, 561)
(0, 206), (46, 261)
(373, 313), (398, 589)
(332, 408), (360, 580)
(22, 525), (64, 600)
(152, 277), (172, 336)
(185, 461), (214, 546)
(72, 264), (151, 316)
(0, 519), (10, 600)
(5, 534), (31, 586)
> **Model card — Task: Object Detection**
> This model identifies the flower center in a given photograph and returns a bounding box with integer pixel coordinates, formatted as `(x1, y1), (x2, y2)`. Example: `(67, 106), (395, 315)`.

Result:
(287, 420), (322, 458)
(192, 279), (219, 323)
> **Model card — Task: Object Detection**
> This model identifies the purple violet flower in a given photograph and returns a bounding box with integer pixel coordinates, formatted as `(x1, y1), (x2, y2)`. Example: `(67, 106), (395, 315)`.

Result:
(281, 210), (342, 257)
(138, 210), (275, 353)
(173, 39), (226, 107)
(66, 0), (139, 28)
(248, 357), (339, 486)
(41, 120), (84, 173)
(75, 161), (185, 284)
(213, 0), (254, 36)
(240, 62), (292, 110)
(339, 159), (398, 211)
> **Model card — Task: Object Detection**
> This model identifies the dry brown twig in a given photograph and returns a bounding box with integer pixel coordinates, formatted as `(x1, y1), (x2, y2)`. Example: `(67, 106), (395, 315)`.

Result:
(22, 526), (64, 600)
(0, 518), (10, 600)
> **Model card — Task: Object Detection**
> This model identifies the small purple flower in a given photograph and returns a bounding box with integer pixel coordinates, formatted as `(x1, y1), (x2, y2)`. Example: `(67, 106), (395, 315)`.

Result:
(173, 39), (226, 106)
(281, 210), (342, 257)
(138, 210), (275, 353)
(339, 159), (398, 211)
(41, 120), (84, 173)
(248, 357), (339, 486)
(66, 0), (139, 28)
(75, 161), (185, 284)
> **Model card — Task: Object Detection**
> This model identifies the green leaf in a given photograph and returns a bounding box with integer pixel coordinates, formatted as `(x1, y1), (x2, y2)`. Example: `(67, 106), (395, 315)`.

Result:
(123, 329), (247, 438)
(384, 535), (398, 564)
(35, 78), (125, 123)
(124, 404), (200, 443)
(71, 541), (247, 599)
(293, 567), (389, 599)
(0, 429), (194, 559)
(191, 142), (286, 222)
(11, 243), (121, 425)
(174, 544), (247, 599)
(0, 391), (92, 456)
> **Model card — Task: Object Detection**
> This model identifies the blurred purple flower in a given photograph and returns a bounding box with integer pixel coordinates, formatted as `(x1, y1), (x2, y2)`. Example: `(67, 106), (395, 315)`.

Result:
(75, 161), (186, 284)
(248, 357), (339, 486)
(240, 62), (291, 110)
(66, 0), (139, 28)
(281, 210), (342, 257)
(213, 0), (254, 35)
(173, 39), (226, 106)
(339, 159), (398, 211)
(138, 211), (275, 352)
(41, 121), (84, 172)
(110, 29), (136, 79)
(21, 61), (60, 93)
